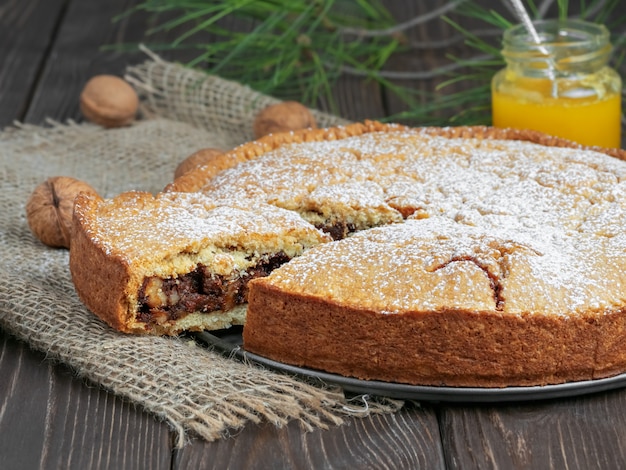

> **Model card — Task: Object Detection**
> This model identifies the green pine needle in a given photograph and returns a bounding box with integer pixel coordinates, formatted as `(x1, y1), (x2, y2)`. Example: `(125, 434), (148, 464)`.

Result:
(115, 0), (626, 125)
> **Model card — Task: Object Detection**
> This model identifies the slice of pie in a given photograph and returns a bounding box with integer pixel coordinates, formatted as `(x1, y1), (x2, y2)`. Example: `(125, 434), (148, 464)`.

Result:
(69, 190), (330, 335)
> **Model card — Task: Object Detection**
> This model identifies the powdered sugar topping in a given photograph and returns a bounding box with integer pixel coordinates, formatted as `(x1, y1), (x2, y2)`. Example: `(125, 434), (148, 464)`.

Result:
(79, 192), (329, 263)
(202, 129), (626, 315)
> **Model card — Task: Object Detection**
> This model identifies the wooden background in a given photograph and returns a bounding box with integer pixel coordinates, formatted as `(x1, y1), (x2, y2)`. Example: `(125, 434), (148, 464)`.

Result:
(2, 1), (626, 468)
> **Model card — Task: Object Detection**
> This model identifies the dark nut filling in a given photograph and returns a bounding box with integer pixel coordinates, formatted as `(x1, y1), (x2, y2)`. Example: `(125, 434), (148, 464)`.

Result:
(137, 251), (290, 325)
(317, 221), (357, 240)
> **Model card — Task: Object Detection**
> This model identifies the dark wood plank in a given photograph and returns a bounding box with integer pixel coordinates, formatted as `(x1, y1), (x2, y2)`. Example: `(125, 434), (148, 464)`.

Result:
(0, 0), (66, 127)
(175, 402), (445, 469)
(439, 391), (626, 469)
(383, 0), (496, 124)
(7, 1), (626, 468)
(325, 74), (386, 122)
(23, 0), (199, 125)
(0, 1), (183, 468)
(23, 0), (143, 123)
(0, 330), (172, 470)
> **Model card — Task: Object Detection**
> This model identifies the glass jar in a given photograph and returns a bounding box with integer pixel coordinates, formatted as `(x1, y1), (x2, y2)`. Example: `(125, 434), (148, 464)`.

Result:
(491, 19), (622, 148)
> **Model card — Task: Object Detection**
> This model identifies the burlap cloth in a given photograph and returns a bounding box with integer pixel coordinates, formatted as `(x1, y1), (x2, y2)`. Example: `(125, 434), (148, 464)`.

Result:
(0, 52), (404, 446)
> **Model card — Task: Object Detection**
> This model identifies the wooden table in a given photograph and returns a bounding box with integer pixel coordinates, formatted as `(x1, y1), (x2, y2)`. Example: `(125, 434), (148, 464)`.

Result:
(2, 1), (626, 468)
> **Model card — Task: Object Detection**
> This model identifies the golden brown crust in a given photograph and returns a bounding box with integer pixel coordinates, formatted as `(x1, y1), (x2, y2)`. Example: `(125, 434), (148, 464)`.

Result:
(227, 120), (626, 388)
(595, 312), (626, 380)
(245, 281), (621, 387)
(174, 147), (225, 180)
(166, 151), (245, 193)
(167, 121), (626, 194)
(242, 212), (626, 387)
(70, 191), (331, 335)
(165, 120), (397, 193)
(70, 192), (133, 332)
(417, 125), (626, 161)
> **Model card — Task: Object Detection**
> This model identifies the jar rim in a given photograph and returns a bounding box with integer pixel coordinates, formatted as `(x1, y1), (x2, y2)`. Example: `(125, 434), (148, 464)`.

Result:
(501, 19), (612, 70)
(503, 19), (610, 51)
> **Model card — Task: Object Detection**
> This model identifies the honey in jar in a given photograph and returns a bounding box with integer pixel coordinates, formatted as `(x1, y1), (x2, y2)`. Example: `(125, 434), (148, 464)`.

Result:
(492, 19), (622, 149)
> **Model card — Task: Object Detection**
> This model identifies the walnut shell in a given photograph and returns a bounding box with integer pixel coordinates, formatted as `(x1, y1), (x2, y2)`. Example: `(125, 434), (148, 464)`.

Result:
(80, 75), (139, 128)
(253, 101), (317, 139)
(26, 177), (99, 249)
(174, 148), (225, 180)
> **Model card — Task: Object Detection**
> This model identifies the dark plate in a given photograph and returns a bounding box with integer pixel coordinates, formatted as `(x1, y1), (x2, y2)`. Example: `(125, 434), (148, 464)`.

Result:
(194, 327), (626, 403)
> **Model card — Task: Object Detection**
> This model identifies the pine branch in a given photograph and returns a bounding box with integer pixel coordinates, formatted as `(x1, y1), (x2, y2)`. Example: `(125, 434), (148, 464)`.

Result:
(116, 0), (626, 126)
(338, 0), (466, 38)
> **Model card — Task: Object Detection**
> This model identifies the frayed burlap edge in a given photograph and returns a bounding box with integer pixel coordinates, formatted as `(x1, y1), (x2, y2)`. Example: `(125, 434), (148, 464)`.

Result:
(0, 58), (403, 447)
(125, 46), (351, 145)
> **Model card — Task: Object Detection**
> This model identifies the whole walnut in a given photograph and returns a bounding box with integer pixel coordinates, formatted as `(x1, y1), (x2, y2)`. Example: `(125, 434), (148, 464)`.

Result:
(80, 75), (139, 128)
(26, 177), (99, 249)
(174, 147), (225, 180)
(253, 101), (317, 139)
